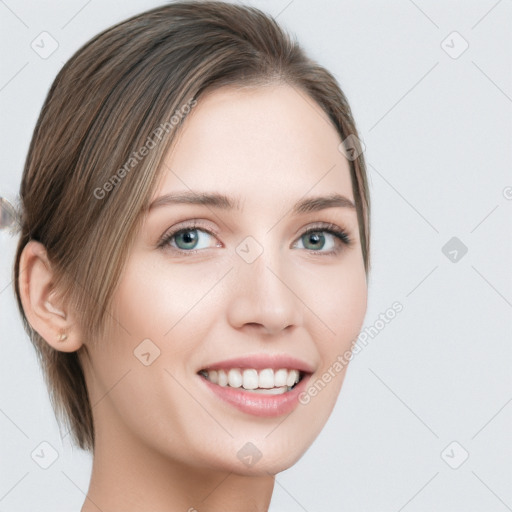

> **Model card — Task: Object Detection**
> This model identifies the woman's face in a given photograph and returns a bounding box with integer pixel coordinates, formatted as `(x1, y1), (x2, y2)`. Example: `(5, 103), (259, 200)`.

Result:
(83, 84), (367, 475)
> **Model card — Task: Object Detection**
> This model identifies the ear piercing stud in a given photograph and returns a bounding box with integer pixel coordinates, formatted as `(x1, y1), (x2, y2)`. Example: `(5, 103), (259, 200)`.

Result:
(57, 331), (68, 342)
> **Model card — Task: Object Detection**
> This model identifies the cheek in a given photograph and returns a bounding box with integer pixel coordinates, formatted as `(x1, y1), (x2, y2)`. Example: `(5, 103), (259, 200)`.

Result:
(280, 257), (367, 441)
(110, 252), (218, 344)
(299, 254), (368, 351)
(88, 258), (224, 462)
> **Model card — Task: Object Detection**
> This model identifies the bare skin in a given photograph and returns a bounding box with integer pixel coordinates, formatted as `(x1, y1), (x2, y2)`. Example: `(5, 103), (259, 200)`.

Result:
(19, 83), (368, 512)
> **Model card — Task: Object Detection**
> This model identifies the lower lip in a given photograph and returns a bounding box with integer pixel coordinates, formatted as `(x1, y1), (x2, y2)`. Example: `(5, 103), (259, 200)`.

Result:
(199, 373), (311, 417)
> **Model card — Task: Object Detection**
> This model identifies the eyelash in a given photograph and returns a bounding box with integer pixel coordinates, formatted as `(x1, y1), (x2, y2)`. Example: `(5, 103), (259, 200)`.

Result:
(157, 221), (352, 256)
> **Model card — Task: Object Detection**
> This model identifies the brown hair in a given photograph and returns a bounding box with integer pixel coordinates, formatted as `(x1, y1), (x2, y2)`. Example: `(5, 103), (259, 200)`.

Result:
(12, 0), (370, 451)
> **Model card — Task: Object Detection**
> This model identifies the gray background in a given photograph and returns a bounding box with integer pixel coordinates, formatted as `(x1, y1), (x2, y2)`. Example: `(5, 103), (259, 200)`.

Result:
(1, 0), (511, 510)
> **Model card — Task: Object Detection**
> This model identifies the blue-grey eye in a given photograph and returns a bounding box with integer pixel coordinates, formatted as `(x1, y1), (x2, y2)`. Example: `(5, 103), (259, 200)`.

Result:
(298, 231), (334, 252)
(171, 228), (214, 250)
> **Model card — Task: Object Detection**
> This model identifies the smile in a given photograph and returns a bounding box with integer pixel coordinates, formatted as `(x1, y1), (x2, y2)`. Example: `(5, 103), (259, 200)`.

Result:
(198, 365), (312, 417)
(198, 367), (303, 395)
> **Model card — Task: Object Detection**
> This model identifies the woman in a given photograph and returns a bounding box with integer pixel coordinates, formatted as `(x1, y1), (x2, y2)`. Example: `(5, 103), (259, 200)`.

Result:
(13, 1), (370, 510)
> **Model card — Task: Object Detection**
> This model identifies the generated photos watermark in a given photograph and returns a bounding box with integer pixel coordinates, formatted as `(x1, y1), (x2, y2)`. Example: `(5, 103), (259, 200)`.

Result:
(299, 301), (403, 405)
(93, 98), (197, 200)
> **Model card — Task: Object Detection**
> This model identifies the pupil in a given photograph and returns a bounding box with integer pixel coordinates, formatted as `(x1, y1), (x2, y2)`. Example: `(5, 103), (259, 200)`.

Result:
(178, 230), (198, 249)
(305, 232), (324, 250)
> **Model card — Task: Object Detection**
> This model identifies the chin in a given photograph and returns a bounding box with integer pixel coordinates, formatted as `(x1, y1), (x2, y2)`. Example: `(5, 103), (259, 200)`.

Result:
(196, 428), (317, 477)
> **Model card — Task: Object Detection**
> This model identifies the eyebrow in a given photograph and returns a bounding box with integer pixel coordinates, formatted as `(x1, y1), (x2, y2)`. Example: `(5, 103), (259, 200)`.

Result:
(148, 191), (355, 214)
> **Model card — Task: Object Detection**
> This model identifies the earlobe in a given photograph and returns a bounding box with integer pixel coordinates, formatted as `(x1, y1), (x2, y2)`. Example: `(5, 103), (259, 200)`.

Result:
(18, 240), (83, 353)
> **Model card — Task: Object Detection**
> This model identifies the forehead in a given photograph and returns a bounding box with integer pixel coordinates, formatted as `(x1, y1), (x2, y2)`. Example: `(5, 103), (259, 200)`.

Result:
(154, 84), (353, 211)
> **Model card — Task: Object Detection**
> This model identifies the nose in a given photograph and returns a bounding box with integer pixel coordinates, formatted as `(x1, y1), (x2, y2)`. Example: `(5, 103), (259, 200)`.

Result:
(225, 243), (304, 336)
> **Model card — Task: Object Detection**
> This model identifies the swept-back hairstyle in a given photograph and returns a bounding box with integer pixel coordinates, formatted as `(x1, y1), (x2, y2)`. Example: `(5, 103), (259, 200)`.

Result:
(12, 0), (370, 451)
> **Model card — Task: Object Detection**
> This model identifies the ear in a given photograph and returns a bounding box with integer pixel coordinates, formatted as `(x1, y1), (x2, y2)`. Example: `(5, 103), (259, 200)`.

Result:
(18, 240), (83, 352)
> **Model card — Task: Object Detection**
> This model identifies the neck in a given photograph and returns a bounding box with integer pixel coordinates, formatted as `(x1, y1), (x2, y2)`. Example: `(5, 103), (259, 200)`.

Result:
(80, 421), (275, 512)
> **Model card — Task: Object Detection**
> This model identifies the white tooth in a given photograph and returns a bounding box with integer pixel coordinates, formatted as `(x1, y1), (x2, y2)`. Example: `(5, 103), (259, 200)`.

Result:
(286, 369), (299, 387)
(274, 368), (288, 387)
(228, 368), (243, 388)
(208, 370), (218, 384)
(242, 369), (259, 390)
(217, 369), (228, 387)
(258, 368), (274, 389)
(245, 386), (288, 395)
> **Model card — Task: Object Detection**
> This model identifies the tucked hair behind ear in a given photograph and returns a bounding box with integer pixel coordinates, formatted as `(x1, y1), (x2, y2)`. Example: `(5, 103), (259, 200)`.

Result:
(12, 0), (370, 451)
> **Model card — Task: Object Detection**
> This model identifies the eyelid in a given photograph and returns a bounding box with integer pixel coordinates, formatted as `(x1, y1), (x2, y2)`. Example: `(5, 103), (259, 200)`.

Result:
(293, 222), (352, 255)
(298, 222), (351, 244)
(156, 219), (220, 249)
(157, 220), (352, 254)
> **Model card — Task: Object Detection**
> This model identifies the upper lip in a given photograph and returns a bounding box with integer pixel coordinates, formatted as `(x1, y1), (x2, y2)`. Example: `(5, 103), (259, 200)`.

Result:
(198, 353), (315, 374)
